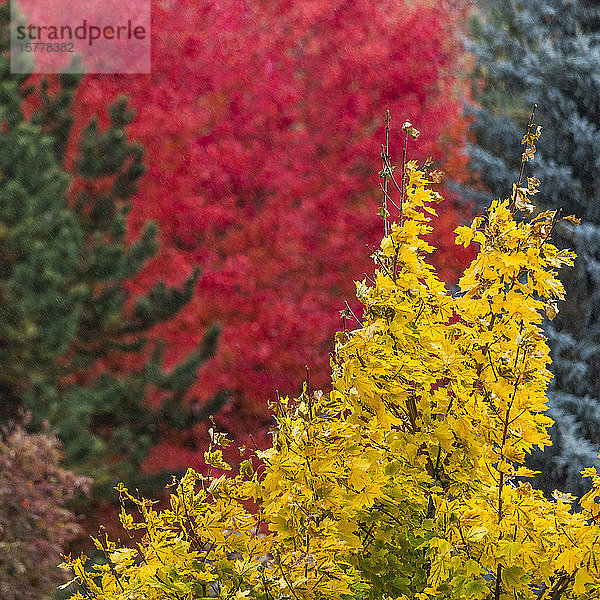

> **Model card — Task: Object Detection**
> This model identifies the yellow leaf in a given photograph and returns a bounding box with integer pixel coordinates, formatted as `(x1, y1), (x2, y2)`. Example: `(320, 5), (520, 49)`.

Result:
(464, 558), (481, 577)
(573, 568), (593, 595)
(348, 468), (367, 491)
(455, 226), (473, 247)
(465, 526), (488, 542)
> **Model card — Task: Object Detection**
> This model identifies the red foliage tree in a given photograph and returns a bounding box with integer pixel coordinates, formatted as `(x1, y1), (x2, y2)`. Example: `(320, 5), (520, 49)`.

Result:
(64, 0), (474, 469)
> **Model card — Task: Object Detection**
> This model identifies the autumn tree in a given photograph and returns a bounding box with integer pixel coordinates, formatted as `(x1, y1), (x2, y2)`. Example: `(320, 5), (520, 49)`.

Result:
(61, 125), (600, 600)
(465, 0), (600, 495)
(61, 0), (474, 469)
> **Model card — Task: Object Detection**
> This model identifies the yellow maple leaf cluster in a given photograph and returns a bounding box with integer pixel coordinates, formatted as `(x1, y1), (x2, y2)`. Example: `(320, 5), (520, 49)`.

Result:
(61, 129), (600, 600)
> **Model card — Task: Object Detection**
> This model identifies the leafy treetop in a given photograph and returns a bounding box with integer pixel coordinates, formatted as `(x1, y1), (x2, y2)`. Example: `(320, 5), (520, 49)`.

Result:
(61, 125), (600, 600)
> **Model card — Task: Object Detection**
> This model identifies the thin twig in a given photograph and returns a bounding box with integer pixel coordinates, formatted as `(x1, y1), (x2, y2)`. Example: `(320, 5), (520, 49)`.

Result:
(540, 208), (563, 247)
(274, 389), (284, 417)
(494, 564), (502, 600)
(510, 104), (537, 210)
(359, 522), (376, 545)
(276, 560), (301, 600)
(344, 300), (362, 326)
(249, 434), (264, 458)
(363, 272), (376, 285)
(366, 243), (394, 279)
(382, 111), (390, 237)
(378, 181), (402, 211)
(381, 151), (404, 198)
(306, 366), (313, 419)
(401, 128), (409, 216)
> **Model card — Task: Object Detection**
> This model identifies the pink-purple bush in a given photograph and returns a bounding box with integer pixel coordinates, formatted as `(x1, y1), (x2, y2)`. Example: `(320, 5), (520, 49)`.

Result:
(0, 426), (91, 600)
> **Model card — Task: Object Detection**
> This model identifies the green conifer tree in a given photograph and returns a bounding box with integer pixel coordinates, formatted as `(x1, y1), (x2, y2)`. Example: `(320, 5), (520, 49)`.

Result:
(0, 4), (226, 500)
(465, 0), (600, 495)
(30, 81), (227, 497)
(0, 7), (84, 419)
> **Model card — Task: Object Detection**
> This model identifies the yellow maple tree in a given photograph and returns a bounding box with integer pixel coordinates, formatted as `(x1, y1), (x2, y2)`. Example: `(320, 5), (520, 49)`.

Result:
(61, 117), (600, 600)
